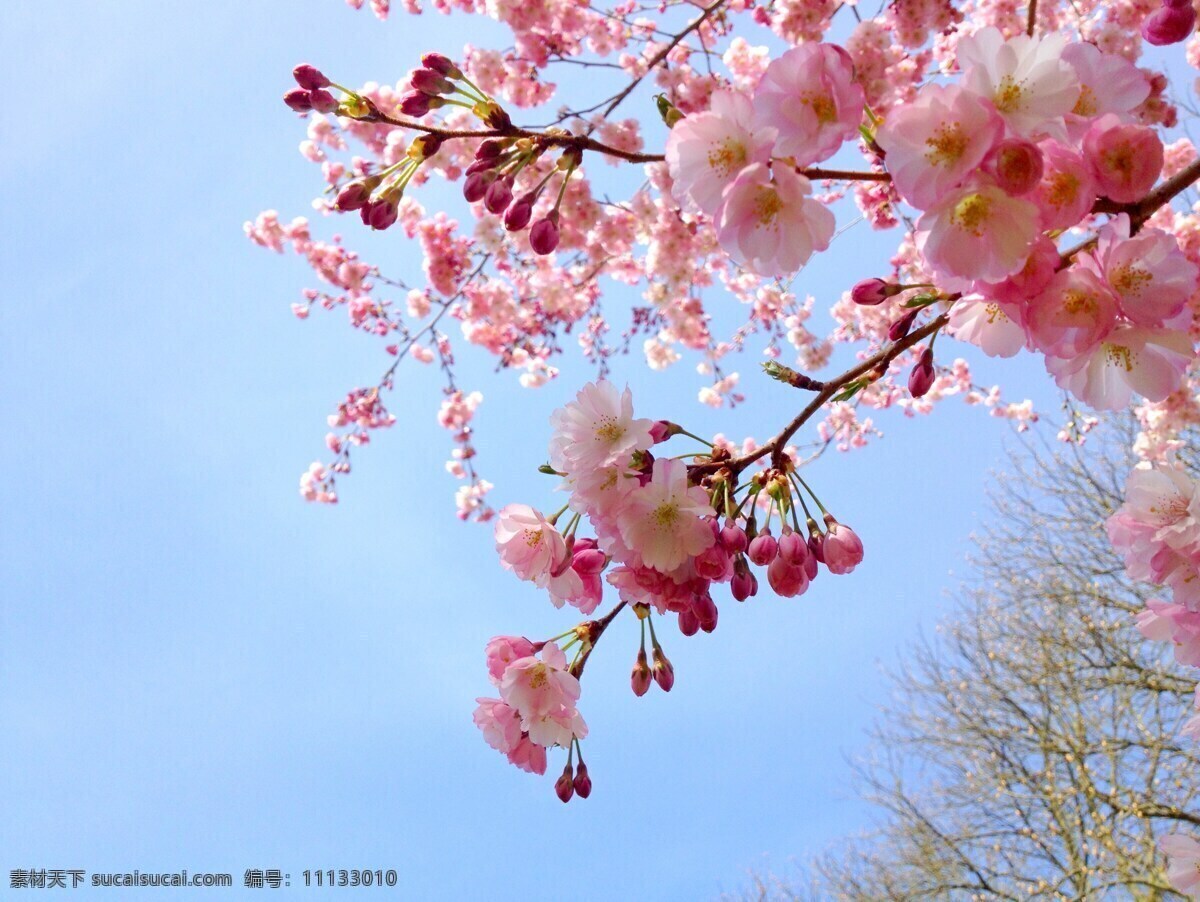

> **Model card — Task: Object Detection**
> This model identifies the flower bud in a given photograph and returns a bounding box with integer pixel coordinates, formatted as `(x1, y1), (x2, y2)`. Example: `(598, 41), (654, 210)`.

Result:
(747, 529), (778, 566)
(694, 593), (718, 633)
(421, 52), (462, 79)
(463, 171), (496, 203)
(399, 91), (434, 118)
(678, 608), (700, 636)
(631, 648), (652, 697)
(555, 763), (575, 803)
(411, 68), (454, 95)
(283, 88), (313, 112)
(484, 176), (515, 214)
(807, 521), (825, 564)
(731, 567), (758, 602)
(721, 520), (748, 554)
(851, 278), (895, 306)
(767, 555), (810, 598)
(652, 647), (675, 691)
(477, 100), (512, 130)
(822, 513), (864, 575)
(309, 89), (339, 114)
(649, 420), (677, 443)
(293, 64), (330, 90)
(530, 213), (561, 255)
(367, 197), (399, 231)
(334, 180), (374, 211)
(476, 139), (505, 160)
(778, 529), (809, 567)
(888, 308), (919, 342)
(984, 138), (1043, 196)
(908, 347), (935, 398)
(572, 762), (592, 798)
(408, 134), (443, 160)
(1143, 3), (1196, 44)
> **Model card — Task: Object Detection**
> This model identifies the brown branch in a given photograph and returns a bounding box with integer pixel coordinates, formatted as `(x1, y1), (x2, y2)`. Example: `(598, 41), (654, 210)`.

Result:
(569, 600), (628, 679)
(1026, 0), (1038, 35)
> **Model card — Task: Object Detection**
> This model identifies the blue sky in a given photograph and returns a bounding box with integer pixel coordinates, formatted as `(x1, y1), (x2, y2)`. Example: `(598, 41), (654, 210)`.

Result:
(1, 2), (1069, 899)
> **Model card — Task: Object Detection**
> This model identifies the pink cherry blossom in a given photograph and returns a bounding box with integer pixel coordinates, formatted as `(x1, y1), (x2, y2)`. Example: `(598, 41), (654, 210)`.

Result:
(1160, 833), (1200, 896)
(715, 163), (835, 277)
(616, 458), (715, 572)
(506, 735), (548, 775)
(1061, 42), (1150, 138)
(918, 180), (1040, 283)
(1031, 141), (1099, 230)
(548, 381), (655, 476)
(948, 297), (1027, 358)
(957, 27), (1080, 140)
(1046, 325), (1193, 410)
(474, 698), (523, 753)
(822, 516), (864, 574)
(876, 84), (1003, 209)
(665, 90), (776, 216)
(498, 641), (580, 722)
(1026, 266), (1120, 359)
(752, 43), (865, 166)
(494, 503), (569, 582)
(1084, 114), (1164, 204)
(485, 635), (537, 685)
(1136, 598), (1200, 665)
(1080, 215), (1199, 327)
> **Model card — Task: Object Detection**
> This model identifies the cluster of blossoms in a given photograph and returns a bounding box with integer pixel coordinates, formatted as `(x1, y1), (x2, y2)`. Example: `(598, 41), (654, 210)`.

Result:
(476, 380), (863, 798)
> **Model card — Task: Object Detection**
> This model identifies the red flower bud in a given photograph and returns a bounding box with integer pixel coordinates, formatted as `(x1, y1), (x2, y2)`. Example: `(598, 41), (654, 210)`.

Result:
(747, 528), (778, 566)
(399, 91), (433, 118)
(530, 213), (561, 255)
(335, 181), (373, 212)
(652, 647), (675, 691)
(908, 347), (936, 398)
(678, 608), (699, 636)
(421, 52), (462, 79)
(572, 762), (592, 799)
(484, 176), (515, 214)
(1144, 3), (1196, 44)
(888, 308), (919, 342)
(367, 198), (399, 231)
(293, 64), (330, 90)
(554, 764), (575, 803)
(309, 89), (339, 114)
(631, 648), (652, 697)
(463, 171), (496, 203)
(283, 88), (313, 112)
(850, 278), (893, 306)
(504, 197), (534, 231)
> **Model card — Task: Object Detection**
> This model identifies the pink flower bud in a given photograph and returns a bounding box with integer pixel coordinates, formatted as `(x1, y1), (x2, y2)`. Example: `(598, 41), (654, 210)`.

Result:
(631, 648), (652, 696)
(694, 593), (718, 633)
(731, 568), (758, 602)
(767, 555), (810, 598)
(399, 90), (433, 117)
(678, 608), (699, 636)
(283, 88), (313, 112)
(309, 89), (339, 114)
(1143, 3), (1196, 44)
(721, 521), (748, 554)
(778, 529), (809, 567)
(822, 514), (864, 575)
(649, 420), (675, 443)
(908, 347), (935, 398)
(984, 138), (1044, 196)
(652, 648), (675, 691)
(367, 198), (398, 231)
(851, 278), (893, 306)
(503, 198), (534, 231)
(484, 176), (515, 214)
(421, 52), (462, 79)
(573, 548), (606, 574)
(555, 764), (575, 803)
(1084, 115), (1164, 203)
(335, 181), (372, 211)
(476, 139), (505, 160)
(572, 762), (592, 798)
(463, 171), (495, 203)
(747, 529), (778, 566)
(293, 64), (330, 90)
(411, 68), (454, 95)
(530, 213), (561, 255)
(888, 309), (919, 342)
(808, 527), (825, 564)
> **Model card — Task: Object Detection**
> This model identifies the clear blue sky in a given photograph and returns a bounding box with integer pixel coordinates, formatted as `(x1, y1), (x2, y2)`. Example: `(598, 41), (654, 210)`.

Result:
(1, 2), (1066, 899)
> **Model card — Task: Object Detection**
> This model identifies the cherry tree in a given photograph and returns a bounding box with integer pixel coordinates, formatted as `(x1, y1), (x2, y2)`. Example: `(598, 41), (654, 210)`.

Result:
(250, 0), (1200, 854)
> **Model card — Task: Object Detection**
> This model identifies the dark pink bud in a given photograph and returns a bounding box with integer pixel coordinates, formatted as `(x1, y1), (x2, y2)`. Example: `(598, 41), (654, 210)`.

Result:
(573, 548), (606, 574)
(283, 88), (313, 112)
(908, 347), (936, 398)
(309, 89), (339, 114)
(721, 521), (748, 554)
(1143, 4), (1195, 44)
(484, 176), (515, 214)
(367, 198), (398, 231)
(888, 308), (919, 342)
(463, 171), (495, 203)
(984, 138), (1043, 196)
(778, 530), (809, 567)
(649, 420), (675, 443)
(807, 525), (825, 564)
(293, 64), (330, 90)
(747, 529), (778, 566)
(399, 90), (433, 117)
(693, 593), (718, 633)
(631, 648), (652, 696)
(476, 139), (505, 160)
(466, 157), (503, 175)
(851, 278), (894, 306)
(335, 181), (372, 212)
(572, 762), (592, 798)
(678, 608), (699, 636)
(731, 568), (758, 602)
(767, 555), (810, 598)
(822, 513), (864, 575)
(555, 764), (575, 803)
(411, 68), (454, 95)
(529, 213), (561, 255)
(652, 648), (675, 691)
(421, 52), (462, 79)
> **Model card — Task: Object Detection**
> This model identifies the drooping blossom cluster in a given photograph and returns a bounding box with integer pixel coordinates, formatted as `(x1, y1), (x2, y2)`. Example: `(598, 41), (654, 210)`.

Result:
(257, 1), (1200, 861)
(477, 380), (863, 798)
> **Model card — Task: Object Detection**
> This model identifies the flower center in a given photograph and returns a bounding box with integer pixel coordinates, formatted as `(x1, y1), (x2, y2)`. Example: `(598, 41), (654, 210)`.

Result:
(984, 303), (1009, 324)
(1072, 85), (1097, 117)
(595, 416), (625, 443)
(1061, 290), (1097, 316)
(924, 122), (968, 167)
(523, 527), (544, 548)
(1110, 264), (1152, 298)
(951, 192), (991, 236)
(653, 502), (680, 528)
(753, 186), (783, 227)
(993, 76), (1026, 114)
(706, 137), (748, 179)
(1103, 342), (1136, 372)
(805, 92), (837, 124)
(527, 664), (549, 689)
(1046, 172), (1080, 210)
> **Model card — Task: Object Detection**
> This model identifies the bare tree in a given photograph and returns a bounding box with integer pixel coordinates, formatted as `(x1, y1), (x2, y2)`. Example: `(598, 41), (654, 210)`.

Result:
(737, 420), (1200, 901)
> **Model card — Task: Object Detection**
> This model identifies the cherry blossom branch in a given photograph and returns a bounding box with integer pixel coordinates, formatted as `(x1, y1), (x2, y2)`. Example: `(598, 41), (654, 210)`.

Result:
(568, 600), (628, 679)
